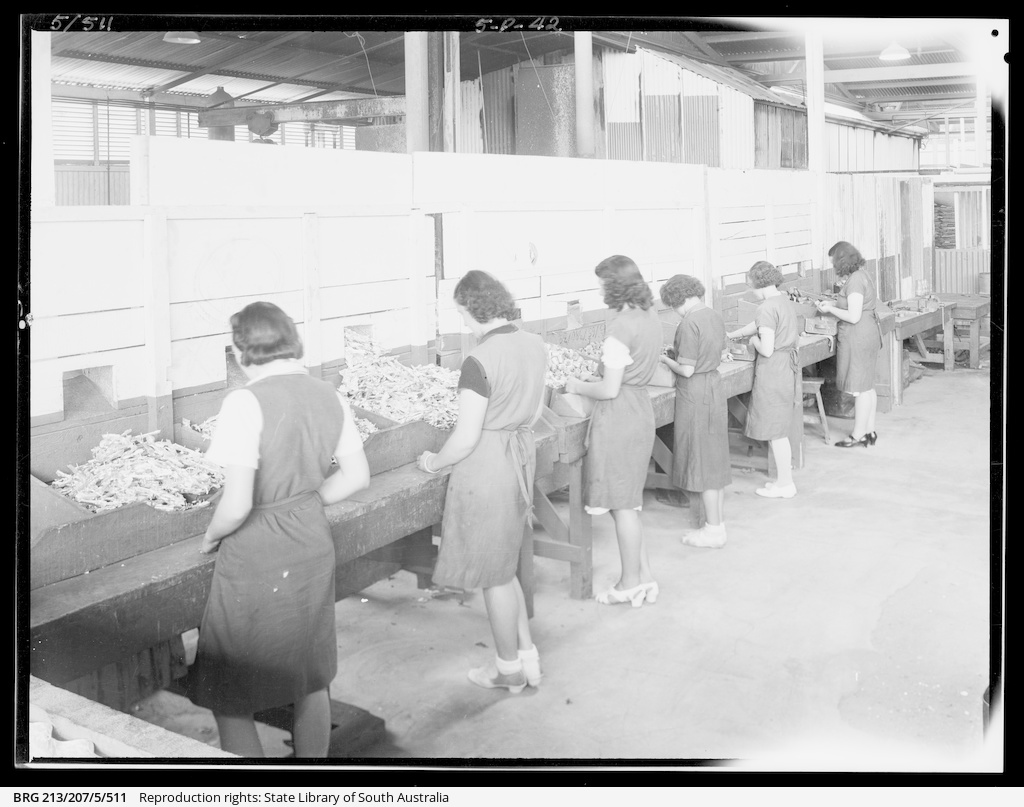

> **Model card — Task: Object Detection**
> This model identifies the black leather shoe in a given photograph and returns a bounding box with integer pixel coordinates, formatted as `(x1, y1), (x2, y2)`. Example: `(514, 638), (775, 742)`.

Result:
(866, 432), (877, 445)
(835, 434), (870, 448)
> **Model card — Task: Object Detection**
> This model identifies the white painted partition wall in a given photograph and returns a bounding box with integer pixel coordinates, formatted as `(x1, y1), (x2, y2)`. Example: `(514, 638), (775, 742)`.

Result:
(412, 151), (709, 331)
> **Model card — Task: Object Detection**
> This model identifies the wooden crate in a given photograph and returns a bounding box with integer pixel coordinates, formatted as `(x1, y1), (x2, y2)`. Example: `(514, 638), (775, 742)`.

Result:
(353, 406), (451, 476)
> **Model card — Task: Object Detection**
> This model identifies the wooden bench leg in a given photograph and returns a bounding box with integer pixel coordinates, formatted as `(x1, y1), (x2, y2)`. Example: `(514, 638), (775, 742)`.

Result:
(970, 319), (981, 369)
(815, 389), (830, 444)
(517, 522), (535, 619)
(568, 458), (592, 600)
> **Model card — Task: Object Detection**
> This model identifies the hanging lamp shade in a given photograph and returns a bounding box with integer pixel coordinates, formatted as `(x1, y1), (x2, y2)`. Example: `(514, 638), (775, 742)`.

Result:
(879, 40), (911, 61)
(163, 31), (201, 45)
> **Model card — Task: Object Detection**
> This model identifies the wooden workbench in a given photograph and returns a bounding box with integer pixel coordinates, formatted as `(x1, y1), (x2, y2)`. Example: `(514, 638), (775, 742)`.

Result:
(891, 304), (955, 406)
(934, 294), (992, 369)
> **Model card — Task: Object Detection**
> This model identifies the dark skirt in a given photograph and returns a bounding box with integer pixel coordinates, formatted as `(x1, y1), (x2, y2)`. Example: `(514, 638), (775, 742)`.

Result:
(672, 371), (731, 492)
(585, 385), (655, 510)
(433, 428), (535, 590)
(188, 492), (338, 716)
(745, 346), (800, 441)
(837, 311), (883, 393)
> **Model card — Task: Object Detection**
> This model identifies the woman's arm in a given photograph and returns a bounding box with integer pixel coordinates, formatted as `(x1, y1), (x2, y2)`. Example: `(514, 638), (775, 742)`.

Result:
(659, 353), (695, 378)
(201, 465), (255, 553)
(752, 327), (776, 358)
(565, 365), (625, 400)
(726, 321), (758, 340)
(319, 450), (370, 505)
(818, 293), (863, 324)
(417, 388), (488, 473)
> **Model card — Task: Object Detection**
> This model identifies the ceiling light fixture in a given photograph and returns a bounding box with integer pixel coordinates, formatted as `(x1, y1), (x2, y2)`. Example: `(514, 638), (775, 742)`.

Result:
(879, 41), (911, 61)
(163, 31), (201, 45)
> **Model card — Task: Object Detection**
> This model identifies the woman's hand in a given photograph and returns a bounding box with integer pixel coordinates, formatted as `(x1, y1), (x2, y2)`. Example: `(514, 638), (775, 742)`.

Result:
(816, 301), (833, 314)
(200, 530), (222, 555)
(564, 377), (580, 394)
(659, 353), (673, 366)
(417, 451), (440, 474)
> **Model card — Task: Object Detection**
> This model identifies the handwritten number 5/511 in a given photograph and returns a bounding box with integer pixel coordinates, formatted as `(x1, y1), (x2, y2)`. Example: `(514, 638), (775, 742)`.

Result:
(50, 15), (115, 32)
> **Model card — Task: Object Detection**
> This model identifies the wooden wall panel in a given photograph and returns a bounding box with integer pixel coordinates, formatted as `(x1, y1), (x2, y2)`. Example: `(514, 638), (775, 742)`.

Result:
(317, 215), (411, 285)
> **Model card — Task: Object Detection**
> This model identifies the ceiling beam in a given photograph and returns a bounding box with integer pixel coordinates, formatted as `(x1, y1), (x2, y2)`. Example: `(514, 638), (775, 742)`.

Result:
(680, 32), (735, 68)
(855, 90), (981, 103)
(842, 76), (976, 90)
(701, 31), (797, 43)
(720, 44), (959, 64)
(152, 31), (308, 92)
(197, 96), (405, 126)
(761, 62), (977, 85)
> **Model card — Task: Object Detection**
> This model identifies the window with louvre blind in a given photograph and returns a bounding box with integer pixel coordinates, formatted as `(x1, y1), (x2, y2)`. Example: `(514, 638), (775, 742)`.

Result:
(52, 97), (359, 165)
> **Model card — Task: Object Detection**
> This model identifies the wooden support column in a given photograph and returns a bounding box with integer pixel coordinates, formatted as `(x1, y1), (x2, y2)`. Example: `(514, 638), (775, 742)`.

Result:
(574, 32), (595, 157)
(975, 74), (987, 167)
(427, 33), (445, 152)
(142, 212), (173, 439)
(442, 32), (460, 153)
(404, 32), (429, 154)
(805, 31), (826, 269)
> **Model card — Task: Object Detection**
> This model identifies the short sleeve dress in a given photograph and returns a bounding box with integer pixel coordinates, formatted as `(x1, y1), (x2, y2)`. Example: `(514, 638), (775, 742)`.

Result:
(187, 366), (347, 716)
(744, 294), (801, 442)
(671, 303), (732, 492)
(835, 268), (882, 393)
(432, 325), (547, 591)
(585, 306), (664, 511)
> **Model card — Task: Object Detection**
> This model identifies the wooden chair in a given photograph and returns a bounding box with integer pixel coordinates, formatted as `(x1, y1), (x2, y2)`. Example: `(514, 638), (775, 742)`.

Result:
(802, 377), (830, 445)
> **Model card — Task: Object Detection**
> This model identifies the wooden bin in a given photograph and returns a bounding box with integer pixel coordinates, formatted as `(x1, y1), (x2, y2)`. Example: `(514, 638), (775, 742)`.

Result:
(352, 406), (452, 476)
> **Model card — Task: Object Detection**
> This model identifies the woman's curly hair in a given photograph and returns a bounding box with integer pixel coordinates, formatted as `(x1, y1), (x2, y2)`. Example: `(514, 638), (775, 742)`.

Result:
(453, 269), (518, 323)
(595, 255), (654, 311)
(828, 241), (866, 277)
(746, 261), (785, 289)
(659, 274), (705, 308)
(230, 301), (304, 366)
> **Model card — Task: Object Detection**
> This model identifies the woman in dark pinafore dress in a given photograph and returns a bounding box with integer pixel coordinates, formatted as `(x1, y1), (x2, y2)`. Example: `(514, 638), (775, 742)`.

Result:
(566, 255), (663, 608)
(815, 241), (883, 448)
(727, 262), (801, 499)
(189, 302), (370, 757)
(658, 274), (732, 548)
(417, 271), (547, 693)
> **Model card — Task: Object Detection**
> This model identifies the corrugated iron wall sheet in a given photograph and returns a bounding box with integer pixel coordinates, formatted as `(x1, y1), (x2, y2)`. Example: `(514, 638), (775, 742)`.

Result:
(957, 188), (990, 248)
(640, 49), (682, 163)
(55, 165), (130, 205)
(933, 248), (990, 294)
(603, 51), (643, 161)
(458, 78), (484, 154)
(682, 67), (720, 167)
(719, 86), (754, 169)
(482, 67), (515, 154)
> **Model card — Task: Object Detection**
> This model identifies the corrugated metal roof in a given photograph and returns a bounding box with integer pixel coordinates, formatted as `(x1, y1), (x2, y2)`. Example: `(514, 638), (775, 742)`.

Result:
(641, 48), (803, 108)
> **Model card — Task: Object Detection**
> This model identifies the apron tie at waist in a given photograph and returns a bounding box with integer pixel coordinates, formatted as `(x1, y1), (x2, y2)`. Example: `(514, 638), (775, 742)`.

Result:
(496, 426), (536, 527)
(789, 345), (802, 400)
(252, 490), (320, 514)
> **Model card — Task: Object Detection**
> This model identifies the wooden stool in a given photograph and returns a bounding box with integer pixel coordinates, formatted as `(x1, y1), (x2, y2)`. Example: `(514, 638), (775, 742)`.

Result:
(802, 377), (830, 445)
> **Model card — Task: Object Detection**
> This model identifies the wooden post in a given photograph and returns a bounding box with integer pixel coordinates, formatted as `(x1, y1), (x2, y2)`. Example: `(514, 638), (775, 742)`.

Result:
(142, 211), (173, 439)
(442, 32), (460, 153)
(301, 213), (322, 377)
(574, 32), (595, 158)
(567, 459), (592, 600)
(404, 32), (429, 154)
(805, 31), (826, 270)
(427, 33), (445, 152)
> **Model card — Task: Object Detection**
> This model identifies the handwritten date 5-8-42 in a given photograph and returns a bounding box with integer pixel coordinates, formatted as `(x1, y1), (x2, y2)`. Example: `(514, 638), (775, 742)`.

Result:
(475, 17), (561, 33)
(49, 15), (115, 32)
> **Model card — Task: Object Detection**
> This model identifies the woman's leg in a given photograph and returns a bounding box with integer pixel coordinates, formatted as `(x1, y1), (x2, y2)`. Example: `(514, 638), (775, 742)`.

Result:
(214, 714), (265, 757)
(609, 509), (643, 589)
(851, 390), (869, 438)
(718, 489), (726, 523)
(511, 576), (533, 652)
(292, 687), (331, 759)
(864, 388), (878, 433)
(770, 438), (793, 486)
(701, 489), (723, 526)
(482, 579), (522, 662)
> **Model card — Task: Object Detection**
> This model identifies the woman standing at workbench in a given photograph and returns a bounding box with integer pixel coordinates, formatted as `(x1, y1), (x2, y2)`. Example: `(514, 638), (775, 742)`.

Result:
(189, 302), (371, 758)
(566, 255), (663, 607)
(658, 274), (732, 548)
(726, 261), (801, 499)
(417, 270), (547, 693)
(815, 241), (882, 448)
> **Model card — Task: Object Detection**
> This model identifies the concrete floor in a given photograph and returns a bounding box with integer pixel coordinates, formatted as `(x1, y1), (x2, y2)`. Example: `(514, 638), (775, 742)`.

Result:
(134, 361), (998, 770)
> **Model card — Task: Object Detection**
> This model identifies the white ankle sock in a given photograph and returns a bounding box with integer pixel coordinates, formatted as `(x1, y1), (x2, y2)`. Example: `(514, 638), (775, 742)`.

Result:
(518, 645), (539, 661)
(495, 655), (523, 675)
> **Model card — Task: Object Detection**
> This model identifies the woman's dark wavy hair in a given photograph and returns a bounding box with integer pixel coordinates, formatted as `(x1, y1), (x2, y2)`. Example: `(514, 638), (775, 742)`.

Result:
(595, 255), (654, 311)
(747, 260), (785, 289)
(231, 301), (304, 366)
(453, 270), (518, 323)
(659, 274), (705, 308)
(828, 241), (866, 277)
